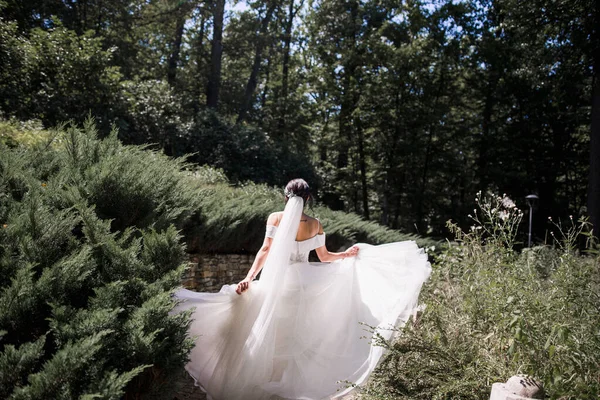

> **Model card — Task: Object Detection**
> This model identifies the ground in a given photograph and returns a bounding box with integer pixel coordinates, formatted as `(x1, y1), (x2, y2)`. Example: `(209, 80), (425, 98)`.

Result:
(169, 368), (360, 400)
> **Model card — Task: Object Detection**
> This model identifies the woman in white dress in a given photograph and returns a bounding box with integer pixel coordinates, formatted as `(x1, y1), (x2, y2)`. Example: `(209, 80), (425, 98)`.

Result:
(173, 179), (431, 400)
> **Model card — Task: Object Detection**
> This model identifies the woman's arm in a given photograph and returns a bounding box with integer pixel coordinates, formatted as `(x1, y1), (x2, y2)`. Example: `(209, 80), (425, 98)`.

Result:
(314, 220), (359, 262)
(236, 213), (279, 295)
(235, 236), (272, 294)
(315, 244), (359, 263)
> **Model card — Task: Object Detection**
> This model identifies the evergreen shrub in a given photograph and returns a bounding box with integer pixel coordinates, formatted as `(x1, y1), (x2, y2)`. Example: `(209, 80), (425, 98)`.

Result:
(184, 180), (437, 254)
(0, 119), (56, 149)
(0, 120), (199, 398)
(363, 193), (600, 399)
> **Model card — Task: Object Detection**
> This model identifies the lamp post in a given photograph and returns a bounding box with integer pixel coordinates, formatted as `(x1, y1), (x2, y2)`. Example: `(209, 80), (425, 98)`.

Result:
(525, 195), (539, 247)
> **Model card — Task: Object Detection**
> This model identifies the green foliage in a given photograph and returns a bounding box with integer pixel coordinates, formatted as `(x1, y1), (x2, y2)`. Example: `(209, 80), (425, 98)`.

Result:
(0, 19), (124, 131)
(363, 194), (600, 399)
(184, 180), (437, 254)
(119, 79), (182, 148)
(311, 206), (438, 252)
(0, 336), (46, 399)
(0, 119), (56, 149)
(171, 109), (317, 186)
(1, 0), (595, 239)
(0, 120), (196, 398)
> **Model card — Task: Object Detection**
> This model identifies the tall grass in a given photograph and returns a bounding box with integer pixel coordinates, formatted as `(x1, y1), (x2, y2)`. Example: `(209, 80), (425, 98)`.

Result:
(362, 192), (600, 399)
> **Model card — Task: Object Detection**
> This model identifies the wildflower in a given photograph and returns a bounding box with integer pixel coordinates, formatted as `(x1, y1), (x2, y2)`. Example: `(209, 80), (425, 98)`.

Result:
(41, 183), (47, 187)
(499, 211), (509, 221)
(501, 196), (515, 208)
(548, 216), (552, 221)
(2, 224), (6, 228)
(569, 215), (573, 220)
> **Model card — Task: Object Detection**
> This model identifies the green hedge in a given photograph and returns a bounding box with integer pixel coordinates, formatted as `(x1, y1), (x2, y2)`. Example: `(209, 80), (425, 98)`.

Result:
(0, 120), (199, 398)
(185, 180), (438, 254)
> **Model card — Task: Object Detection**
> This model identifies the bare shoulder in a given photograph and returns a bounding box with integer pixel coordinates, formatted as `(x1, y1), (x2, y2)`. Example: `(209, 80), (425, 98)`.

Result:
(305, 215), (322, 235)
(267, 211), (283, 226)
(317, 218), (324, 234)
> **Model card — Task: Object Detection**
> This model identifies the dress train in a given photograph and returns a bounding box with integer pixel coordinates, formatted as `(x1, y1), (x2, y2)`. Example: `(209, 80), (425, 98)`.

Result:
(173, 240), (431, 400)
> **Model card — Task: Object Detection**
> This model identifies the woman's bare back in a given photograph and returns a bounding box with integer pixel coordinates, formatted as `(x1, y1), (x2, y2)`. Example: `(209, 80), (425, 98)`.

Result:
(270, 211), (321, 242)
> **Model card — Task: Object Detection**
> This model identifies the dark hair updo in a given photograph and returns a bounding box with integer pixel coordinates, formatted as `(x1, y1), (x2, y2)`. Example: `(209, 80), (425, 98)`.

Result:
(284, 178), (311, 205)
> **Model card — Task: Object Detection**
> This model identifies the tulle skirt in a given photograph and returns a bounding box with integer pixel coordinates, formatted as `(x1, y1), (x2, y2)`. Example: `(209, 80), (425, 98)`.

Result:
(173, 241), (431, 400)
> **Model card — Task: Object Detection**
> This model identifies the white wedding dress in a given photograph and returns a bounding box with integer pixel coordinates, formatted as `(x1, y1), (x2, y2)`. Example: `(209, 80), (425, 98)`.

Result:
(173, 197), (431, 400)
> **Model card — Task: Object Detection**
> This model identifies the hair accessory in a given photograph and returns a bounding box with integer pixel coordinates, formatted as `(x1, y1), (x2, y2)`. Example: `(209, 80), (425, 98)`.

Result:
(284, 189), (297, 198)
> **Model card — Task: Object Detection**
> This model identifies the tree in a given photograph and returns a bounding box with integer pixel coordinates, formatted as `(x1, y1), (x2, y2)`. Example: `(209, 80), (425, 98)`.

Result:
(207, 0), (225, 109)
(167, 14), (187, 86)
(0, 21), (125, 132)
(277, 0), (304, 135)
(588, 0), (600, 232)
(237, 0), (280, 123)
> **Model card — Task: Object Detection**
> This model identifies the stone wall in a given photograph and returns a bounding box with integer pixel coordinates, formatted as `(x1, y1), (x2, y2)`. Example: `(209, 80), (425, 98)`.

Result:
(182, 253), (255, 292)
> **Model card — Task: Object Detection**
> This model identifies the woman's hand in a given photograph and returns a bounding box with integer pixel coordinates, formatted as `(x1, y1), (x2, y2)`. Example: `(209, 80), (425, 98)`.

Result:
(343, 245), (359, 259)
(236, 278), (252, 295)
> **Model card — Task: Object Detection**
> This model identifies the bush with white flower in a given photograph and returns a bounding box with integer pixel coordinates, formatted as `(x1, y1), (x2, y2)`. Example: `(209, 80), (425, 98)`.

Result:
(464, 191), (524, 249)
(364, 192), (599, 400)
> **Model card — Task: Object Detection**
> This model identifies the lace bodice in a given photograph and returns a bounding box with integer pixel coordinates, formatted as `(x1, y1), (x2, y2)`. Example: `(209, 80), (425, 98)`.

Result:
(265, 225), (326, 263)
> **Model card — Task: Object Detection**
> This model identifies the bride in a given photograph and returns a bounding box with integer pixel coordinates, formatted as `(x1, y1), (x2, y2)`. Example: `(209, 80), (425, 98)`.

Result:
(173, 179), (431, 400)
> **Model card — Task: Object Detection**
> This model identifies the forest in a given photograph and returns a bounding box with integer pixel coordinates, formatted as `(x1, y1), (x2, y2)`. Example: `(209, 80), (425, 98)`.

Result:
(1, 1), (600, 399)
(1, 0), (597, 240)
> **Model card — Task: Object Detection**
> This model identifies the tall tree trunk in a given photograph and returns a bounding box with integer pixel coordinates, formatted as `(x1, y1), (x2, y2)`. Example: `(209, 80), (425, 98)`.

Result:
(237, 1), (278, 124)
(337, 68), (353, 170)
(384, 87), (404, 227)
(393, 189), (403, 229)
(337, 64), (360, 212)
(319, 109), (330, 164)
(192, 13), (207, 115)
(477, 6), (503, 192)
(416, 64), (445, 233)
(478, 76), (496, 191)
(82, 0), (88, 31)
(95, 0), (103, 35)
(167, 15), (186, 86)
(206, 0), (225, 109)
(589, 2), (600, 233)
(381, 177), (389, 226)
(336, 0), (360, 211)
(277, 0), (300, 134)
(357, 118), (369, 219)
(261, 47), (272, 110)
